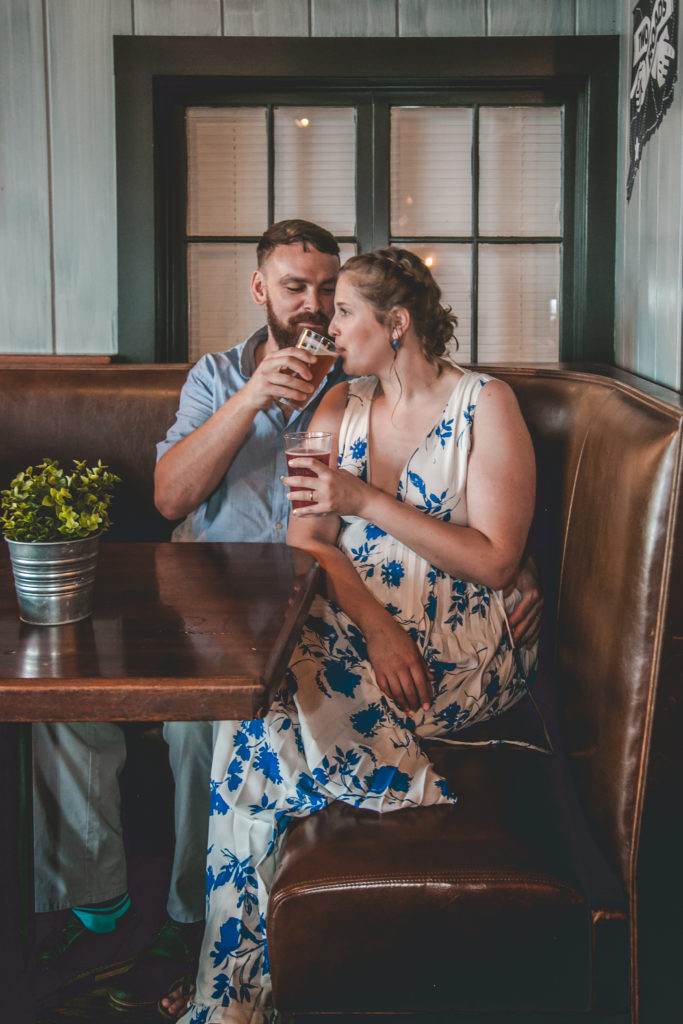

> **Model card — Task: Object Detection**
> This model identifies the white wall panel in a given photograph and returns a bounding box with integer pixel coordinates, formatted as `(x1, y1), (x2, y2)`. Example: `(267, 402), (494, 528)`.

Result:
(46, 0), (119, 354)
(0, 0), (52, 353)
(134, 0), (221, 35)
(112, 0), (133, 34)
(223, 0), (309, 36)
(614, 0), (683, 390)
(636, 128), (661, 382)
(398, 0), (485, 36)
(3, 0), (679, 385)
(487, 0), (574, 36)
(576, 0), (620, 35)
(650, 101), (683, 389)
(312, 0), (397, 37)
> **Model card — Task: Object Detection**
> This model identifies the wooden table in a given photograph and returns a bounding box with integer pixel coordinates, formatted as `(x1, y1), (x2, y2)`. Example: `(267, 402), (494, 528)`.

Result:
(0, 541), (321, 1021)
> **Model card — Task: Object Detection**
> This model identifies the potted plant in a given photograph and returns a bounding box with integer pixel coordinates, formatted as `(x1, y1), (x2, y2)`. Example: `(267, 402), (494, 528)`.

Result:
(1, 457), (120, 625)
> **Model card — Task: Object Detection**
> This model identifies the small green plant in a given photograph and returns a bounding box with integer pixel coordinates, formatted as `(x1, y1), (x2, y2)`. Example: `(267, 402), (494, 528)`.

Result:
(1, 458), (121, 542)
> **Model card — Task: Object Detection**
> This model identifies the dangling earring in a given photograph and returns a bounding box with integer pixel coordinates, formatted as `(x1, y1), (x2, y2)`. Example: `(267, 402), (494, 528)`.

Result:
(392, 331), (400, 350)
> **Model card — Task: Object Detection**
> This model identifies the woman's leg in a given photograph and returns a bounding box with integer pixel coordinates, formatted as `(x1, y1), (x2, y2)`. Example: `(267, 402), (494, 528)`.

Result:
(179, 704), (329, 1024)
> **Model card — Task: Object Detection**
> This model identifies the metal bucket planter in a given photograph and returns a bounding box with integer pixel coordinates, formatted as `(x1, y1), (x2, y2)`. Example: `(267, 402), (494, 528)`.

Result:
(5, 534), (100, 625)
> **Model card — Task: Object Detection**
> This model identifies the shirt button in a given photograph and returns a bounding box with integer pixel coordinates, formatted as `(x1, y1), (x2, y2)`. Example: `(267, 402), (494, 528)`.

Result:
(276, 522), (283, 530)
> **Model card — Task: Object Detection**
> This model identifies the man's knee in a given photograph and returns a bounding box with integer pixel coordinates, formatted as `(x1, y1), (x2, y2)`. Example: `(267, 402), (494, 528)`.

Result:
(162, 720), (216, 769)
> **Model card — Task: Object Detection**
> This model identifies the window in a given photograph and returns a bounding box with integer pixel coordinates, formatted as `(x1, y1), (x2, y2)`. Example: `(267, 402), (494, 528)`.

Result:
(115, 37), (617, 364)
(171, 95), (565, 364)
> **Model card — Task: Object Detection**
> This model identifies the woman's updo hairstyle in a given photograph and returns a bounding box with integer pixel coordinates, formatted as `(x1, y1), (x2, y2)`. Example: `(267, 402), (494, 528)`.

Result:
(339, 247), (458, 371)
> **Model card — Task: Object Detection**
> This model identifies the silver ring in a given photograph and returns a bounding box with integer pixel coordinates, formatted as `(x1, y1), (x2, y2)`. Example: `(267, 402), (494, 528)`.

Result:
(309, 490), (315, 503)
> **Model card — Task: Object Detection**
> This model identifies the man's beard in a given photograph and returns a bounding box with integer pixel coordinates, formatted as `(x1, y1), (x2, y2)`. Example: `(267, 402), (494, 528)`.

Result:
(265, 297), (329, 349)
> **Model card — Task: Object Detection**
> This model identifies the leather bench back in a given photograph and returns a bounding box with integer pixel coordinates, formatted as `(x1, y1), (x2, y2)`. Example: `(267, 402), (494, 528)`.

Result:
(0, 366), (190, 541)
(491, 367), (683, 896)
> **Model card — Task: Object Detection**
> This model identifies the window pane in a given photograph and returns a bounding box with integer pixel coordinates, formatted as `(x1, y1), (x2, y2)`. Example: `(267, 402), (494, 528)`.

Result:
(391, 107), (472, 237)
(338, 242), (357, 266)
(187, 108), (268, 236)
(479, 107), (562, 237)
(188, 243), (264, 361)
(408, 243), (472, 363)
(478, 244), (560, 362)
(274, 107), (356, 235)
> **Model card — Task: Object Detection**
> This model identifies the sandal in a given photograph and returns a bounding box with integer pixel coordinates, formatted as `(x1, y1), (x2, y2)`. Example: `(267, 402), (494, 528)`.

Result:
(157, 974), (195, 1022)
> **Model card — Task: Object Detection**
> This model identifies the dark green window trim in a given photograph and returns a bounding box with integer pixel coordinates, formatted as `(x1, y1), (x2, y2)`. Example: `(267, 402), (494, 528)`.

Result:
(114, 36), (618, 364)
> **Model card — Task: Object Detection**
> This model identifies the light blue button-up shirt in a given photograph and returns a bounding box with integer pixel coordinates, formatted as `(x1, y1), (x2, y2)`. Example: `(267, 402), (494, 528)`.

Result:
(156, 326), (347, 542)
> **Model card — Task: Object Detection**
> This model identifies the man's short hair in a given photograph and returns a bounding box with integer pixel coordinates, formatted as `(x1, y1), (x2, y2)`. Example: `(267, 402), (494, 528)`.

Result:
(256, 219), (340, 267)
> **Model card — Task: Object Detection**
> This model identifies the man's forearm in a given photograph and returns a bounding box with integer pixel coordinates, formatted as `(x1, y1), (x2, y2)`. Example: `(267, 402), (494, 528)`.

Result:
(154, 390), (260, 519)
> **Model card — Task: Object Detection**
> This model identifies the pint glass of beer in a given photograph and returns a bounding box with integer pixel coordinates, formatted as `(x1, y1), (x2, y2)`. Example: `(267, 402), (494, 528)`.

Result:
(279, 328), (337, 411)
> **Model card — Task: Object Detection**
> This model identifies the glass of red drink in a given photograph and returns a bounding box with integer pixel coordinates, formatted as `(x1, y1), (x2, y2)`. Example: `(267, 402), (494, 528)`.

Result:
(279, 329), (337, 411)
(284, 431), (333, 510)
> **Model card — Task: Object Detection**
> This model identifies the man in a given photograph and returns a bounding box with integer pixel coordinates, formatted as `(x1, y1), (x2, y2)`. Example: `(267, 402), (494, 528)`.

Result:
(32, 221), (349, 1013)
(153, 219), (346, 538)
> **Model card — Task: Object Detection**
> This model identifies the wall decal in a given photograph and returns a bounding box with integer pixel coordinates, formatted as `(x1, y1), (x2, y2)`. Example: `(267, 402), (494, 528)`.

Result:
(628, 0), (678, 199)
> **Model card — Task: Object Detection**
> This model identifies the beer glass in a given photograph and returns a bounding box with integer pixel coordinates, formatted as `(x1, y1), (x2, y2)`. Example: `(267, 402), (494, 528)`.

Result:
(284, 431), (333, 510)
(279, 328), (337, 411)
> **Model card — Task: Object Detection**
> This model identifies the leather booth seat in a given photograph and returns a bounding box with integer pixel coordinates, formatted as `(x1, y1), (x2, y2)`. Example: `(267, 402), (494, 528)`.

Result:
(1, 361), (681, 1023)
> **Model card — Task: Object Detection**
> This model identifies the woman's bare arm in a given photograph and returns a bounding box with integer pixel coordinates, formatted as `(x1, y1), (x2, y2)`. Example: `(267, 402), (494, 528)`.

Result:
(287, 380), (536, 592)
(287, 384), (434, 712)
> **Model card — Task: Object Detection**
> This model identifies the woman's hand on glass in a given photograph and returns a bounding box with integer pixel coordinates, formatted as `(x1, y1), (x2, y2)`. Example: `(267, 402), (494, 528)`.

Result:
(284, 460), (367, 517)
(364, 616), (433, 713)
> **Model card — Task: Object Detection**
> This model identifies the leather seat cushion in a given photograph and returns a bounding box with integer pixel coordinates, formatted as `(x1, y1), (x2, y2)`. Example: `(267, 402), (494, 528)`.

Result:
(269, 746), (625, 1014)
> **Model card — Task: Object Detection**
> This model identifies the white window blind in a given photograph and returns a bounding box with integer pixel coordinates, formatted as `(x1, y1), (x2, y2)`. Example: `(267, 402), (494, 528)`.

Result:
(274, 107), (356, 235)
(479, 107), (562, 237)
(188, 243), (264, 362)
(407, 243), (472, 363)
(390, 107), (472, 237)
(478, 244), (560, 362)
(186, 107), (267, 236)
(183, 100), (564, 364)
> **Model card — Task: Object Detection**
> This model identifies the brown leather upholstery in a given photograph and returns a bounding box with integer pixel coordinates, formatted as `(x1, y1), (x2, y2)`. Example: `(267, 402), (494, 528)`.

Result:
(1, 363), (681, 1021)
(0, 366), (190, 541)
(267, 367), (683, 1022)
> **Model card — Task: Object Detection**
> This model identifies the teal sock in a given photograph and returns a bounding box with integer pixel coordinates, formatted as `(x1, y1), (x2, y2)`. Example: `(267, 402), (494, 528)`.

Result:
(72, 892), (131, 934)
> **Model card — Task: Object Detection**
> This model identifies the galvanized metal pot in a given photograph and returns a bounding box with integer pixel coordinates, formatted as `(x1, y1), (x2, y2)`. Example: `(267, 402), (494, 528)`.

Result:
(4, 534), (100, 625)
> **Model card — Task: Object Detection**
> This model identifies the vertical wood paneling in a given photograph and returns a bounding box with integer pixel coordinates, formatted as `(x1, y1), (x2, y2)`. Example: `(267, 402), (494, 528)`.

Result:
(614, 0), (683, 390)
(134, 0), (221, 35)
(635, 129), (660, 381)
(0, 0), (52, 354)
(652, 98), (683, 389)
(112, 0), (133, 34)
(2, 0), (678, 382)
(576, 0), (620, 35)
(223, 0), (309, 36)
(399, 0), (485, 36)
(312, 0), (397, 37)
(613, 4), (636, 373)
(46, 0), (119, 354)
(487, 0), (575, 36)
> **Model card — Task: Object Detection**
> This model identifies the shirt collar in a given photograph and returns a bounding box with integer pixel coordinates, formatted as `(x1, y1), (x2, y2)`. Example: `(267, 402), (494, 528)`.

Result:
(239, 325), (269, 378)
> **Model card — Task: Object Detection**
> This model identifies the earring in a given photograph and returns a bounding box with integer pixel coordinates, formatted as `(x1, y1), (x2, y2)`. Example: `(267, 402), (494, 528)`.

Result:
(392, 331), (400, 350)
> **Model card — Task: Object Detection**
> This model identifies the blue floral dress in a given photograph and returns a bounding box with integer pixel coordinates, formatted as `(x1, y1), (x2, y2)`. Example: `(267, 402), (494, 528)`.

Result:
(180, 370), (537, 1024)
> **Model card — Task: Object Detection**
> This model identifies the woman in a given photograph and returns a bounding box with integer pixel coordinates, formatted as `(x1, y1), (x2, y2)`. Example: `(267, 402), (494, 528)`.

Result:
(169, 248), (537, 1023)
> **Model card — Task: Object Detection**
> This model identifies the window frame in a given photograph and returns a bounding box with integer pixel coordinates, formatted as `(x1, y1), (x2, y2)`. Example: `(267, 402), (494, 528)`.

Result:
(114, 36), (618, 365)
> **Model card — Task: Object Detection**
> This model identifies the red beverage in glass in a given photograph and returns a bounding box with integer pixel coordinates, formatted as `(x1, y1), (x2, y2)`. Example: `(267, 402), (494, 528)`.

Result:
(285, 449), (331, 509)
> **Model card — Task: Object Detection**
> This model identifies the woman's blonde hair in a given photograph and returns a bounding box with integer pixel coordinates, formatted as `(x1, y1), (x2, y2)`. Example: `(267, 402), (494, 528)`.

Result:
(339, 247), (458, 370)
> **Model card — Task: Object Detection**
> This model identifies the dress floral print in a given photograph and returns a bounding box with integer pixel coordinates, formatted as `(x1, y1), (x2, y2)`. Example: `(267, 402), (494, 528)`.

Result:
(180, 370), (538, 1024)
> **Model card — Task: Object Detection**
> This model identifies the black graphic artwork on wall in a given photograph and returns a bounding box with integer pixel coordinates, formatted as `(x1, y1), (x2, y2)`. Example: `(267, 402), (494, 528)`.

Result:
(628, 0), (678, 199)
